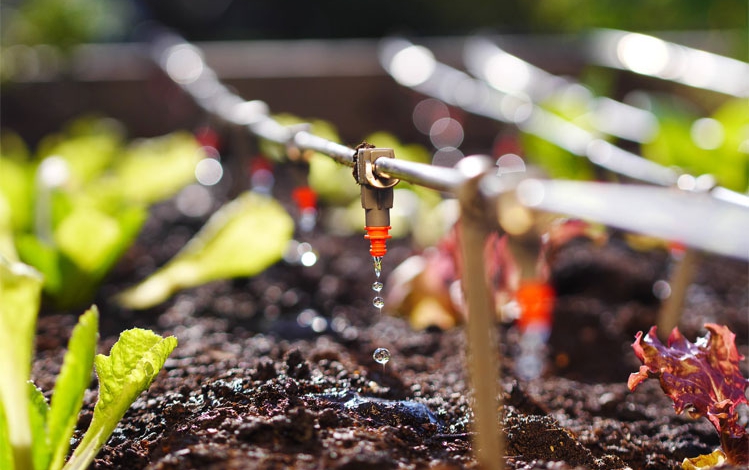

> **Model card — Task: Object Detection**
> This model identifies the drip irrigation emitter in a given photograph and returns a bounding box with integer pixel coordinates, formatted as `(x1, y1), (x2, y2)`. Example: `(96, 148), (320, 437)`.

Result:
(150, 30), (749, 470)
(354, 146), (399, 260)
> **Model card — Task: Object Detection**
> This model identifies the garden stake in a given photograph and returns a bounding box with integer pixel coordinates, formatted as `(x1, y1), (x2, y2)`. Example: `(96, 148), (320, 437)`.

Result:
(656, 247), (700, 342)
(455, 157), (504, 470)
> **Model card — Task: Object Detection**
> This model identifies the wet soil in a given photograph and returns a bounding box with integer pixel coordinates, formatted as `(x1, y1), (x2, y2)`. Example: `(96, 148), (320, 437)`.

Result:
(32, 194), (749, 470)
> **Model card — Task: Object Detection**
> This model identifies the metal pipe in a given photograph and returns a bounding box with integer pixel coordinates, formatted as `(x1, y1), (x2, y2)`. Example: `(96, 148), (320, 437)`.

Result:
(510, 179), (749, 261)
(464, 36), (660, 144)
(374, 157), (466, 193)
(380, 37), (749, 207)
(588, 28), (749, 98)
(152, 31), (358, 167)
(293, 131), (356, 166)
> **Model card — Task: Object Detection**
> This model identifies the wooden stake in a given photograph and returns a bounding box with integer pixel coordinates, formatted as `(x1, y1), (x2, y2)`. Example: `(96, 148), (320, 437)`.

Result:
(457, 168), (503, 470)
(657, 247), (700, 341)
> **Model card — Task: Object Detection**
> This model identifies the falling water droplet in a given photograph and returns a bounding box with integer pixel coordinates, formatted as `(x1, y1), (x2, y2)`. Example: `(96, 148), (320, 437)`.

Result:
(373, 256), (383, 278)
(372, 281), (383, 292)
(373, 347), (391, 365)
(373, 296), (385, 310)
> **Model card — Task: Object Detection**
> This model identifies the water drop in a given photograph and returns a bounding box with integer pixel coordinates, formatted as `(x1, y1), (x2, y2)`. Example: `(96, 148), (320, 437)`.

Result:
(373, 347), (390, 365)
(373, 296), (385, 310)
(373, 256), (383, 278)
(372, 281), (383, 293)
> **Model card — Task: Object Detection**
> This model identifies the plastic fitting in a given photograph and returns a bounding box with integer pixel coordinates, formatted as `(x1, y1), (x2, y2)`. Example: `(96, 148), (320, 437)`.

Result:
(355, 147), (399, 257)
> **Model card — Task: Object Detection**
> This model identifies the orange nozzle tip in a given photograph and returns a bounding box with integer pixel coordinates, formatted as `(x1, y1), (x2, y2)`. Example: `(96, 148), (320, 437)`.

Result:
(516, 280), (556, 331)
(364, 226), (392, 258)
(292, 186), (317, 210)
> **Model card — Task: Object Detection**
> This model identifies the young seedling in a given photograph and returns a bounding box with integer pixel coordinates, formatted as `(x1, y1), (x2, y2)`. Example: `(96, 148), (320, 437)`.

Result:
(0, 256), (178, 470)
(628, 324), (749, 468)
(118, 191), (294, 309)
(1, 124), (204, 309)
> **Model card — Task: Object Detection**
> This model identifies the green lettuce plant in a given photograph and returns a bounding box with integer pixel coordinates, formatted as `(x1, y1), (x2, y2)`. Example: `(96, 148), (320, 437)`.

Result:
(642, 97), (749, 193)
(0, 256), (178, 470)
(0, 118), (202, 308)
(118, 191), (294, 309)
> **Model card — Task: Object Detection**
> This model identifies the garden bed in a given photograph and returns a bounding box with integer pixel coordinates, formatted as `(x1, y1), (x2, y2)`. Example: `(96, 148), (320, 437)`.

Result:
(31, 191), (749, 470)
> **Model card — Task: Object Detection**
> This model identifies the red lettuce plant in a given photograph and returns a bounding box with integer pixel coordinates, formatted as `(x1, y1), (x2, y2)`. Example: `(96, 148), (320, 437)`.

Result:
(628, 324), (749, 467)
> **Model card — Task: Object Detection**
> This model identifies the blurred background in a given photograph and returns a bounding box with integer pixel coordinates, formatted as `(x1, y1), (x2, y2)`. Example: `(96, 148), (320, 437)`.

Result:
(1, 0), (746, 148)
(0, 0), (747, 320)
(1, 0), (746, 42)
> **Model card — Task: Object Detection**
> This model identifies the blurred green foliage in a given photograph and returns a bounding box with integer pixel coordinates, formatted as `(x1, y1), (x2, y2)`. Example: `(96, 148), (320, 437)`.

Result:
(2, 0), (743, 51)
(118, 191), (294, 310)
(643, 97), (749, 192)
(528, 0), (746, 33)
(520, 88), (598, 181)
(0, 0), (131, 51)
(0, 117), (202, 309)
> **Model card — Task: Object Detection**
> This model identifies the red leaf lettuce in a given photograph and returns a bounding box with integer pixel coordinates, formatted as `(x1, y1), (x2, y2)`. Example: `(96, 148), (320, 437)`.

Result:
(628, 324), (748, 465)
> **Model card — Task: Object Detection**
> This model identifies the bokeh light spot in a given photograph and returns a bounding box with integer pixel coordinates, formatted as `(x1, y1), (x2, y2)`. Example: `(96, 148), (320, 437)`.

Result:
(389, 45), (436, 87)
(617, 33), (669, 76)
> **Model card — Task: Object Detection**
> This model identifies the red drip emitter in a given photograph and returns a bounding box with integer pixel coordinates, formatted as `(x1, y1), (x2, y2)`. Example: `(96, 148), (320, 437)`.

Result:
(515, 280), (555, 332)
(364, 225), (392, 258)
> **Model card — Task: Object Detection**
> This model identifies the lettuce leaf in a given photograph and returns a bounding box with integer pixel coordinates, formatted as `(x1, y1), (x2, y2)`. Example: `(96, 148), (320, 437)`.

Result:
(63, 329), (177, 470)
(118, 191), (293, 309)
(628, 324), (749, 465)
(47, 307), (98, 470)
(28, 383), (50, 470)
(0, 257), (43, 470)
(0, 394), (13, 470)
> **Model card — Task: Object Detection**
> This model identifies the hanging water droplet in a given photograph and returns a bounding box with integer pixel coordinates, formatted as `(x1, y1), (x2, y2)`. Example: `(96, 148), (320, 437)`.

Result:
(373, 256), (383, 278)
(373, 296), (385, 310)
(373, 347), (391, 365)
(372, 281), (383, 293)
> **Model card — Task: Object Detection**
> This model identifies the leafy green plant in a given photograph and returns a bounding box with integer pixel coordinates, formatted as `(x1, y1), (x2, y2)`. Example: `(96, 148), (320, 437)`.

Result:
(0, 118), (203, 308)
(0, 256), (178, 470)
(642, 97), (749, 193)
(0, 0), (130, 54)
(118, 190), (295, 309)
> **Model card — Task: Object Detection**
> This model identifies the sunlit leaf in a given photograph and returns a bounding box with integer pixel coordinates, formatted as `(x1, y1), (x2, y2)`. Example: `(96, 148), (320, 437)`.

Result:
(108, 132), (201, 204)
(47, 307), (98, 470)
(0, 257), (43, 470)
(63, 329), (177, 470)
(28, 382), (50, 470)
(0, 395), (13, 470)
(118, 191), (294, 309)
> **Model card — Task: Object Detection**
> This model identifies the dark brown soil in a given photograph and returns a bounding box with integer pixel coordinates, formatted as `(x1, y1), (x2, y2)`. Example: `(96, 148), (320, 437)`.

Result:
(32, 189), (749, 470)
